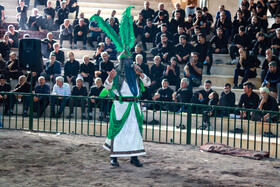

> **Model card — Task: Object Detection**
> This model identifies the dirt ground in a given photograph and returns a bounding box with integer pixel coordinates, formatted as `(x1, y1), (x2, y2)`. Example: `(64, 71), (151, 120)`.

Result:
(0, 129), (280, 187)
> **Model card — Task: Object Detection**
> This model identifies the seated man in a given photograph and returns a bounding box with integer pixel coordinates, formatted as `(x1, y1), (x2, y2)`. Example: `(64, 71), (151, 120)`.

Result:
(55, 1), (69, 30)
(59, 19), (73, 49)
(152, 79), (174, 111)
(191, 26), (201, 46)
(73, 12), (89, 28)
(67, 0), (79, 19)
(95, 52), (114, 83)
(9, 75), (31, 116)
(233, 48), (259, 89)
(33, 76), (50, 118)
(184, 52), (203, 89)
(193, 10), (207, 35)
(52, 43), (65, 66)
(43, 0), (55, 31)
(73, 18), (88, 49)
(175, 35), (193, 64)
(7, 52), (22, 81)
(0, 34), (12, 61)
(271, 28), (280, 57)
(132, 44), (147, 64)
(261, 49), (280, 83)
(28, 8), (45, 31)
(245, 16), (261, 41)
(88, 78), (111, 121)
(104, 37), (117, 60)
(0, 54), (8, 80)
(194, 33), (213, 75)
(40, 52), (61, 84)
(0, 75), (11, 115)
(252, 32), (270, 57)
(172, 78), (193, 114)
(154, 24), (172, 47)
(156, 34), (174, 63)
(214, 11), (232, 39)
(219, 83), (236, 116)
(80, 55), (95, 89)
(229, 26), (251, 64)
(173, 25), (190, 46)
(210, 27), (228, 54)
(6, 25), (19, 48)
(232, 82), (259, 121)
(169, 10), (184, 35)
(42, 32), (57, 58)
(51, 76), (70, 118)
(142, 18), (157, 51)
(163, 57), (180, 90)
(251, 87), (279, 122)
(150, 55), (165, 93)
(67, 77), (87, 119)
(263, 61), (280, 104)
(93, 42), (105, 70)
(64, 52), (80, 85)
(135, 54), (150, 100)
(191, 80), (214, 113)
(88, 19), (102, 49)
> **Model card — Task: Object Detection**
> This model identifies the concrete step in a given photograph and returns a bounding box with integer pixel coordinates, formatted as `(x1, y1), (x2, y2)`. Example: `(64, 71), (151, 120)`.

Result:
(202, 75), (261, 88)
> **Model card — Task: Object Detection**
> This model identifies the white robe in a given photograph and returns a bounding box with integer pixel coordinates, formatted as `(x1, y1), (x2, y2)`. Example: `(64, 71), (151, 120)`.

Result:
(103, 74), (150, 157)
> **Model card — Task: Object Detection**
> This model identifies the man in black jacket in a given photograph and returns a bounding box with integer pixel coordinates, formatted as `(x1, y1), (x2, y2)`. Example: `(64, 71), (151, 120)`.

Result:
(80, 55), (95, 89)
(150, 55), (165, 93)
(175, 35), (193, 64)
(210, 27), (228, 54)
(191, 79), (214, 113)
(96, 52), (114, 83)
(229, 26), (251, 64)
(140, 1), (155, 21)
(64, 52), (80, 85)
(233, 48), (259, 89)
(261, 48), (280, 83)
(0, 75), (11, 115)
(73, 18), (88, 49)
(55, 1), (69, 29)
(194, 33), (213, 75)
(219, 83), (236, 115)
(67, 77), (87, 119)
(142, 18), (157, 51)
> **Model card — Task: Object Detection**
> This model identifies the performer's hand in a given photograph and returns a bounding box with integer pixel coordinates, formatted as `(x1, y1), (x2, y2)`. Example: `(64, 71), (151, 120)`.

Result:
(107, 69), (116, 83)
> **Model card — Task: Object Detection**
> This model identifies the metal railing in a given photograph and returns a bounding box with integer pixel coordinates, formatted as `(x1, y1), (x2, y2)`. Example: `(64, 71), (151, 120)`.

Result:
(1, 92), (280, 158)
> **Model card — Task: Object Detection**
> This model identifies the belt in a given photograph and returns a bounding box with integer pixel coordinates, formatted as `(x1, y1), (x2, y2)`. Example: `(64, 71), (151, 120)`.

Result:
(115, 96), (138, 102)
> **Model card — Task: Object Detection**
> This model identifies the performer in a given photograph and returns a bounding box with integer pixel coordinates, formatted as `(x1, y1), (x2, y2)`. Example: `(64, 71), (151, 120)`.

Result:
(92, 6), (151, 167)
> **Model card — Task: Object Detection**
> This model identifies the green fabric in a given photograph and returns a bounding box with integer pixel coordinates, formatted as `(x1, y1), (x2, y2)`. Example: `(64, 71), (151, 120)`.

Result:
(91, 15), (123, 52)
(107, 101), (143, 139)
(99, 89), (109, 98)
(120, 6), (135, 52)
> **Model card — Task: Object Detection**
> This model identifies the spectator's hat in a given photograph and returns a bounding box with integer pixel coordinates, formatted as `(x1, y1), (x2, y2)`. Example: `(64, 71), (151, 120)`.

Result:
(0, 74), (6, 80)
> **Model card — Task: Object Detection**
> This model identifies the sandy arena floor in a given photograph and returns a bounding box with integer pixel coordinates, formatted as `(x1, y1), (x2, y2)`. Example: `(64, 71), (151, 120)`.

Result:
(0, 129), (280, 187)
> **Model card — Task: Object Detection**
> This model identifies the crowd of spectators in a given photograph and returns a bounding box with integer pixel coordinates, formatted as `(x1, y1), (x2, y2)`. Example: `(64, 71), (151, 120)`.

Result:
(0, 0), (279, 127)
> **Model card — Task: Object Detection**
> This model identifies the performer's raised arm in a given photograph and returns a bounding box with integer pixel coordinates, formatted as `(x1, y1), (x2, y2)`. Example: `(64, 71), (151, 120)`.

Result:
(104, 69), (116, 89)
(134, 64), (151, 87)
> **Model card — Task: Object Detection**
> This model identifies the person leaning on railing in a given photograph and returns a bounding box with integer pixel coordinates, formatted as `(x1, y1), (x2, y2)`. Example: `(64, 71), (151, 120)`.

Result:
(33, 76), (50, 118)
(251, 87), (279, 122)
(50, 76), (70, 118)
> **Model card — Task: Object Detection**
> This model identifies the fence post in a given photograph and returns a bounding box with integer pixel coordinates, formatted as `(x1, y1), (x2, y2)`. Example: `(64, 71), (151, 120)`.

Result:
(28, 74), (34, 131)
(186, 104), (192, 144)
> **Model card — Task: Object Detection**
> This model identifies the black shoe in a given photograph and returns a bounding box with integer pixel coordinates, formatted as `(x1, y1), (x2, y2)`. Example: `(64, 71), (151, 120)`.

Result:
(67, 114), (73, 119)
(176, 124), (182, 129)
(110, 157), (119, 167)
(197, 123), (208, 130)
(103, 117), (110, 122)
(148, 119), (159, 125)
(263, 132), (277, 138)
(99, 116), (103, 121)
(130, 156), (143, 167)
(207, 71), (211, 75)
(88, 115), (93, 120)
(233, 86), (239, 89)
(23, 110), (28, 117)
(56, 113), (61, 118)
(180, 125), (186, 129)
(229, 128), (243, 134)
(82, 114), (86, 120)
